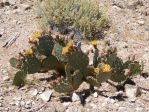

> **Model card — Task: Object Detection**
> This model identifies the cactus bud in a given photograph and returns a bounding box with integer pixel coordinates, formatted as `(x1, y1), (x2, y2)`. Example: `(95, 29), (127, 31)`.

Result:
(29, 31), (42, 43)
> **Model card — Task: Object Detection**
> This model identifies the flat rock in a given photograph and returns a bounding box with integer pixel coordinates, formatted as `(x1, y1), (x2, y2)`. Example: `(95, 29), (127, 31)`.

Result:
(39, 90), (53, 102)
(72, 92), (81, 102)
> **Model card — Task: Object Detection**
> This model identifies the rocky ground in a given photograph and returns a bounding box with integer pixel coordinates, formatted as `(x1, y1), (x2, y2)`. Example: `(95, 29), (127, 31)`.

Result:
(0, 0), (149, 112)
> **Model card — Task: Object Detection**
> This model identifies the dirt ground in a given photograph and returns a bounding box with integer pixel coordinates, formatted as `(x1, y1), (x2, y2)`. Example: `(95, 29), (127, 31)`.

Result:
(0, 0), (149, 112)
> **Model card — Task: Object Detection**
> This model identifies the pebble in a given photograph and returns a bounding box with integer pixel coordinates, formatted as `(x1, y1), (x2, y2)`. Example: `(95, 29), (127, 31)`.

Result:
(93, 92), (98, 98)
(2, 76), (10, 81)
(31, 89), (38, 96)
(63, 102), (71, 110)
(20, 101), (25, 106)
(137, 20), (145, 25)
(0, 103), (2, 107)
(39, 90), (53, 102)
(125, 84), (141, 98)
(72, 92), (81, 102)
(118, 107), (126, 112)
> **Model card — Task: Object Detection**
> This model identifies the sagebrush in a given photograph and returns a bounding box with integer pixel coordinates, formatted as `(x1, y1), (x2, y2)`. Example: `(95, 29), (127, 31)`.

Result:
(39, 0), (107, 39)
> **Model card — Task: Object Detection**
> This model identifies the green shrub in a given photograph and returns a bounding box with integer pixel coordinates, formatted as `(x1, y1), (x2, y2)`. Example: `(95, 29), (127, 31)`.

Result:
(40, 0), (107, 38)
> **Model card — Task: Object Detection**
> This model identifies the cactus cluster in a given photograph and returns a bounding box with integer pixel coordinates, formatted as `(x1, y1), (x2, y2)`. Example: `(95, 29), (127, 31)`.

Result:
(10, 33), (143, 93)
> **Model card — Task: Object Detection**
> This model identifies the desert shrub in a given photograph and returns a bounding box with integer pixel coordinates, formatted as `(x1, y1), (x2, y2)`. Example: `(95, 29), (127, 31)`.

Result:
(40, 0), (107, 39)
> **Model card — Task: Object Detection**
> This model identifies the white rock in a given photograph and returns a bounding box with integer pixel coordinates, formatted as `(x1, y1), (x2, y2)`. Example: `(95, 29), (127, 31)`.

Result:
(13, 96), (22, 101)
(39, 90), (53, 102)
(3, 76), (10, 81)
(93, 92), (98, 98)
(72, 92), (81, 102)
(137, 20), (145, 25)
(0, 103), (2, 107)
(20, 101), (25, 106)
(31, 89), (38, 96)
(125, 84), (141, 98)
(63, 102), (70, 109)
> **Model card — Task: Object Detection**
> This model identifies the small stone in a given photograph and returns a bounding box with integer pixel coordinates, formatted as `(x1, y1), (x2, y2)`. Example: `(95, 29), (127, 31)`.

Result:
(137, 20), (145, 25)
(20, 101), (25, 106)
(93, 92), (98, 98)
(31, 89), (38, 96)
(118, 107), (126, 112)
(9, 102), (15, 106)
(63, 102), (70, 110)
(0, 97), (3, 100)
(3, 76), (10, 81)
(4, 108), (9, 111)
(136, 107), (143, 112)
(144, 25), (149, 31)
(26, 100), (32, 105)
(125, 84), (141, 98)
(24, 104), (31, 109)
(39, 90), (53, 102)
(13, 96), (22, 101)
(72, 92), (81, 102)
(0, 103), (2, 107)
(21, 4), (32, 11)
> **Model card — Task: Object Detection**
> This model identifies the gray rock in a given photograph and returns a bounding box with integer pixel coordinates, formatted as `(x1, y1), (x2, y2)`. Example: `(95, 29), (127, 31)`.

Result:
(125, 84), (141, 98)
(39, 90), (53, 102)
(72, 92), (81, 102)
(144, 25), (149, 31)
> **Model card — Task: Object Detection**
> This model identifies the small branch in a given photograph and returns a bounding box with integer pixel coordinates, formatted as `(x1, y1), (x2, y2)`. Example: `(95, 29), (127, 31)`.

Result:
(3, 33), (19, 48)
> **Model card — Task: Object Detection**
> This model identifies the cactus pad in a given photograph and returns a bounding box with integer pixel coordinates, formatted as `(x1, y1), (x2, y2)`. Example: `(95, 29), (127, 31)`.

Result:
(41, 55), (59, 70)
(13, 71), (27, 87)
(35, 35), (54, 56)
(21, 56), (41, 74)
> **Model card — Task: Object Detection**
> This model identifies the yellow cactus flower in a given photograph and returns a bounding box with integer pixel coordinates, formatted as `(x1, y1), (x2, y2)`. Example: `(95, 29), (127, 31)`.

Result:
(29, 31), (42, 43)
(102, 64), (111, 72)
(90, 40), (97, 46)
(62, 47), (69, 55)
(24, 49), (33, 55)
(66, 41), (74, 48)
(94, 67), (101, 74)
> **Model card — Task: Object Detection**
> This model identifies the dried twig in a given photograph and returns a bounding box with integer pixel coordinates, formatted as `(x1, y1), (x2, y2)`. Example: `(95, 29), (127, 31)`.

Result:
(3, 33), (19, 48)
